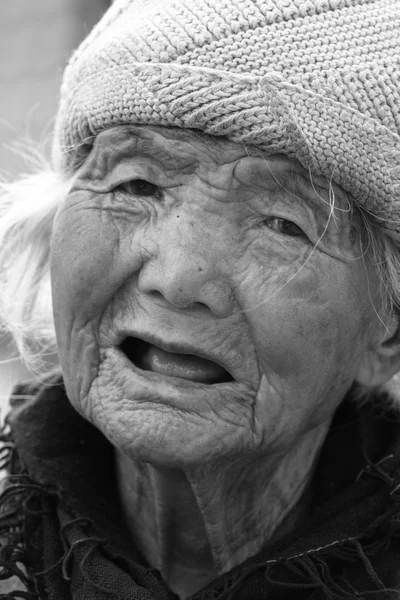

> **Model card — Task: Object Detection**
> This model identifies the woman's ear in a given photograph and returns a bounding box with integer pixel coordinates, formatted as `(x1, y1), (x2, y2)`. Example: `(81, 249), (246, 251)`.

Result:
(356, 314), (400, 387)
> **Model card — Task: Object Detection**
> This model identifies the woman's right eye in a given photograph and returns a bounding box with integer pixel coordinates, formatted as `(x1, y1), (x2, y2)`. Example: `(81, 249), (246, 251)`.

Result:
(116, 179), (162, 199)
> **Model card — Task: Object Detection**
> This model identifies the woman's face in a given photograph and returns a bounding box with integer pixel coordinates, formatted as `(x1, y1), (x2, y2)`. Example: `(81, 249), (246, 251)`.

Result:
(50, 125), (384, 468)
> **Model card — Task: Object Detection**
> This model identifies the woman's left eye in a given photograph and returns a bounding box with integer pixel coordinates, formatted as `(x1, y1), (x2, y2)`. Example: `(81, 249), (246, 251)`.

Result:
(117, 179), (162, 199)
(264, 217), (307, 238)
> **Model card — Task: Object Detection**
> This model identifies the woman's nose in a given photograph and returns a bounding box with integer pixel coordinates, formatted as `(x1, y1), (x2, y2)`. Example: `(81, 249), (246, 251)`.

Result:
(137, 240), (234, 319)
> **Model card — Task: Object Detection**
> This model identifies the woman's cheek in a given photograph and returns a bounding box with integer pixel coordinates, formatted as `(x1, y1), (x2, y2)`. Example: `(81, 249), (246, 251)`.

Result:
(51, 191), (144, 323)
(249, 259), (364, 392)
(250, 300), (360, 448)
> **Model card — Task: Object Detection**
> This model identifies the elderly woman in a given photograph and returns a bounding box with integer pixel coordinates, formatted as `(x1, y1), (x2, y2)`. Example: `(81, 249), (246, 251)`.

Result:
(1, 0), (400, 598)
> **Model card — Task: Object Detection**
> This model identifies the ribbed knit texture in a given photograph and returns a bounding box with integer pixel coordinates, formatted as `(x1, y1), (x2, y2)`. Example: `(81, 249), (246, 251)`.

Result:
(54, 0), (400, 238)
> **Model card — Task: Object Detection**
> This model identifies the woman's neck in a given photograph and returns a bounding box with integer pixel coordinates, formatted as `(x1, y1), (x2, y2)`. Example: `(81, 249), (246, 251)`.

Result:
(115, 422), (329, 599)
(116, 459), (216, 596)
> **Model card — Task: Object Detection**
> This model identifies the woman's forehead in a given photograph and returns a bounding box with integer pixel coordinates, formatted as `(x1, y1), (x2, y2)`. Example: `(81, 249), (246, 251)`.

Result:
(92, 124), (336, 189)
(93, 124), (243, 164)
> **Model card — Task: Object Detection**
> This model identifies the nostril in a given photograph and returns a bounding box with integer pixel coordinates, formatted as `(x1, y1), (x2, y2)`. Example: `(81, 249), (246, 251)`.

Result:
(149, 290), (165, 302)
(147, 289), (209, 311)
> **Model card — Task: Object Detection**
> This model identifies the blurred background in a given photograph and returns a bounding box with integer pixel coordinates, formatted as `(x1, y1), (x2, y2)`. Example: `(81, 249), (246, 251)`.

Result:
(0, 0), (111, 417)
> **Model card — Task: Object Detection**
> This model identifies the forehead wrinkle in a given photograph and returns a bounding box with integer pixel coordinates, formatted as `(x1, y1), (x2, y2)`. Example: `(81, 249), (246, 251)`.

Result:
(128, 136), (199, 174)
(112, 125), (245, 169)
(143, 125), (231, 152)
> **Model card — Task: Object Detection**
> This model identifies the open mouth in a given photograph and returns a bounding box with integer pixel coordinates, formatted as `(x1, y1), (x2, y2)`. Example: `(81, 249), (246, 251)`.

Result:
(119, 337), (234, 384)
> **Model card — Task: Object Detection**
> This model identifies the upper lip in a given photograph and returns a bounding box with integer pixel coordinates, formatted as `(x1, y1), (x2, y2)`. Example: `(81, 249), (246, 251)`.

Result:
(117, 330), (234, 379)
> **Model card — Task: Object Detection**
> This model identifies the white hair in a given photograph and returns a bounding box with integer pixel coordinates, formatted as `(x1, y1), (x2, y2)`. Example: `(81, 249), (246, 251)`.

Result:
(0, 158), (73, 375)
(1, 147), (400, 403)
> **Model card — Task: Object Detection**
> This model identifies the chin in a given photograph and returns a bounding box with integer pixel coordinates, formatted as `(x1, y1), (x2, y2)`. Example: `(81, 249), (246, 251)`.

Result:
(94, 407), (229, 469)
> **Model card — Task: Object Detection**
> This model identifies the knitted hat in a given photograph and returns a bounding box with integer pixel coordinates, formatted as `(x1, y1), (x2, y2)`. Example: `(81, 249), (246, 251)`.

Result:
(54, 0), (400, 238)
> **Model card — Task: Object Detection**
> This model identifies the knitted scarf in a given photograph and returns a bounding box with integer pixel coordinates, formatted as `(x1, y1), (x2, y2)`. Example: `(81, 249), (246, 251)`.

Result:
(1, 374), (400, 599)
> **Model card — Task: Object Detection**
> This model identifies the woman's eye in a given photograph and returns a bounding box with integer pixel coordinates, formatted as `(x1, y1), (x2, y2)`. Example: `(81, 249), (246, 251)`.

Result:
(265, 217), (306, 238)
(117, 179), (161, 198)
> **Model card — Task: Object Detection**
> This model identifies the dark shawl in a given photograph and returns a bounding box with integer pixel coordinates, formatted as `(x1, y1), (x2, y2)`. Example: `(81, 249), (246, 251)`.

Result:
(1, 374), (400, 599)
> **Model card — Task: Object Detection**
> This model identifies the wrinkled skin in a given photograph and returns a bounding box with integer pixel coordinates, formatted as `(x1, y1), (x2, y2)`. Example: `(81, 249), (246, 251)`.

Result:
(50, 125), (396, 595)
(50, 125), (383, 468)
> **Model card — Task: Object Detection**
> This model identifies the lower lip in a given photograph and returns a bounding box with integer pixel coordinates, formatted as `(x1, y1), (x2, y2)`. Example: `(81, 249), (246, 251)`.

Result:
(121, 339), (232, 384)
(103, 347), (253, 416)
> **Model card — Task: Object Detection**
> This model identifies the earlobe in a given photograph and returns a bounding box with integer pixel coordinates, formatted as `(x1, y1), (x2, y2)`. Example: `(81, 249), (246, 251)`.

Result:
(355, 320), (400, 388)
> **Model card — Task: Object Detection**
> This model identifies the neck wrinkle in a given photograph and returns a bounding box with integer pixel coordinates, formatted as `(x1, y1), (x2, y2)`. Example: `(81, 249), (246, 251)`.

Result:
(185, 421), (331, 573)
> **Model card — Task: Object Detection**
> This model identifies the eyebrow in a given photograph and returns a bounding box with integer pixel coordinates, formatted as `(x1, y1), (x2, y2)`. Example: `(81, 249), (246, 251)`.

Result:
(287, 170), (330, 198)
(248, 161), (328, 198)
